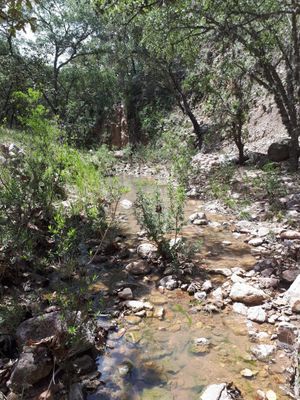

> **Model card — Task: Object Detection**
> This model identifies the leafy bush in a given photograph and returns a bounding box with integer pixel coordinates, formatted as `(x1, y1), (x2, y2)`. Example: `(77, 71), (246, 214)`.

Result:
(135, 182), (189, 266)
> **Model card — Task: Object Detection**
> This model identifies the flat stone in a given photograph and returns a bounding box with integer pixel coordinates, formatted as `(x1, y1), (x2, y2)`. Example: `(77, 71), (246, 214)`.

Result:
(230, 283), (268, 305)
(248, 238), (264, 247)
(124, 300), (153, 311)
(120, 199), (133, 209)
(240, 368), (258, 378)
(280, 230), (300, 240)
(266, 390), (277, 400)
(247, 306), (267, 323)
(232, 302), (248, 316)
(200, 383), (226, 400)
(124, 315), (141, 325)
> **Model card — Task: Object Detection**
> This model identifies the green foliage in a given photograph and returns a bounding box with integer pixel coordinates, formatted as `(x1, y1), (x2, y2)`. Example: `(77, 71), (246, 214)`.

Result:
(252, 163), (286, 211)
(135, 181), (189, 266)
(0, 299), (26, 334)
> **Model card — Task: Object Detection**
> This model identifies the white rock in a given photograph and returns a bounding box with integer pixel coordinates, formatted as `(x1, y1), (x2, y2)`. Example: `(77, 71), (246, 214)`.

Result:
(137, 243), (157, 258)
(233, 302), (248, 316)
(194, 291), (207, 301)
(202, 280), (213, 292)
(251, 344), (275, 361)
(285, 275), (300, 301)
(120, 199), (133, 209)
(211, 287), (223, 302)
(200, 383), (226, 400)
(189, 212), (207, 223)
(266, 390), (277, 400)
(247, 306), (267, 323)
(159, 276), (178, 290)
(230, 283), (268, 305)
(248, 237), (264, 247)
(123, 300), (153, 311)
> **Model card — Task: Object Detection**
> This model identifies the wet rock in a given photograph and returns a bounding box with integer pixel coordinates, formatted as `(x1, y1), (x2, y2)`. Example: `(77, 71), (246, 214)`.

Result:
(189, 337), (211, 355)
(125, 260), (152, 275)
(159, 276), (178, 290)
(71, 354), (95, 375)
(232, 302), (248, 316)
(8, 347), (52, 392)
(118, 288), (133, 300)
(123, 300), (153, 312)
(137, 243), (157, 258)
(16, 312), (64, 348)
(141, 387), (173, 400)
(247, 306), (267, 323)
(68, 383), (85, 400)
(280, 230), (300, 240)
(230, 283), (268, 305)
(251, 344), (275, 361)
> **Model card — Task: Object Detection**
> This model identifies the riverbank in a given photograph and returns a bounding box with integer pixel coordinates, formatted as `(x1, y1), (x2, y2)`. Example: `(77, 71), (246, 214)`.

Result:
(1, 149), (300, 400)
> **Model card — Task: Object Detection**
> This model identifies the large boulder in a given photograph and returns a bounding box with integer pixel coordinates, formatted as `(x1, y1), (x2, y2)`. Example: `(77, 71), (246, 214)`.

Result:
(230, 283), (268, 305)
(16, 312), (64, 348)
(8, 347), (52, 392)
(267, 140), (290, 162)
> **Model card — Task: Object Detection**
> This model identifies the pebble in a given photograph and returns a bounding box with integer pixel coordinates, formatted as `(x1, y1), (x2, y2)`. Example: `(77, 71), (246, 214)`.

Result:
(240, 368), (258, 378)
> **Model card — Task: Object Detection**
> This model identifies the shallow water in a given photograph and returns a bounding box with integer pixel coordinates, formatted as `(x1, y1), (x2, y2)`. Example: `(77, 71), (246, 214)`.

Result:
(88, 176), (291, 400)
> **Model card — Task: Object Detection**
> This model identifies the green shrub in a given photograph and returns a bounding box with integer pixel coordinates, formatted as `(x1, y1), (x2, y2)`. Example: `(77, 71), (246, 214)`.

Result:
(135, 182), (189, 267)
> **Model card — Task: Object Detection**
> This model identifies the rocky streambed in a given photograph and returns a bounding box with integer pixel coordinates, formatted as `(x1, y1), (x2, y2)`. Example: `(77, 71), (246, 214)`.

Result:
(85, 176), (300, 400)
(2, 173), (300, 400)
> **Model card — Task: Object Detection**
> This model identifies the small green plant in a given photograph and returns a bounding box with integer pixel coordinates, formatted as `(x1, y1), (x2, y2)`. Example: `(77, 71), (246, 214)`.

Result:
(252, 162), (286, 212)
(0, 299), (26, 334)
(135, 181), (189, 267)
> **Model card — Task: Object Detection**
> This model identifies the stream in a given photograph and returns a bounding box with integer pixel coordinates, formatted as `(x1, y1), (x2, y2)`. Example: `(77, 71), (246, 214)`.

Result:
(87, 176), (292, 400)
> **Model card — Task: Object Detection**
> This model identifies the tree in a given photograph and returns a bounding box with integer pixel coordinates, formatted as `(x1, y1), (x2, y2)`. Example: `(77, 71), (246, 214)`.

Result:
(205, 49), (254, 164)
(201, 0), (300, 170)
(0, 0), (37, 35)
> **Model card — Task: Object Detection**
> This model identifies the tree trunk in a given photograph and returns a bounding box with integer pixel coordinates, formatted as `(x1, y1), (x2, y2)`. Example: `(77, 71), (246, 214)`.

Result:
(289, 131), (299, 171)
